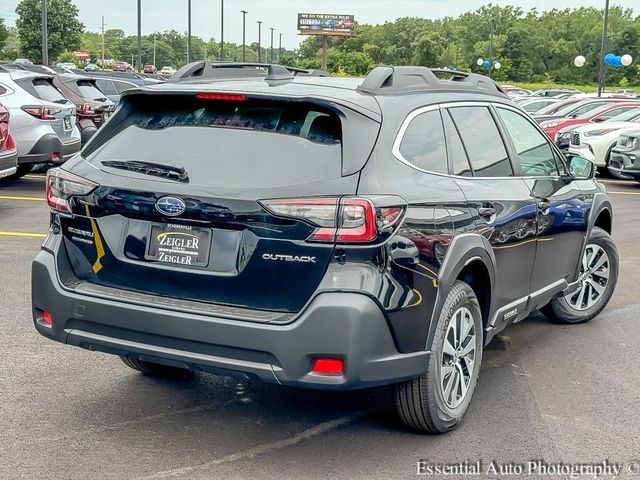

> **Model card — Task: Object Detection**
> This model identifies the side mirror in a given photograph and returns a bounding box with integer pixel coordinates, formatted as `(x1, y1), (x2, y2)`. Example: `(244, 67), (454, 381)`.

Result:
(593, 115), (606, 123)
(565, 155), (595, 180)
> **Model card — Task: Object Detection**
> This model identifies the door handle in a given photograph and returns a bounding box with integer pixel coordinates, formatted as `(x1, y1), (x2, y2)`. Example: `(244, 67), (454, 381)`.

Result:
(538, 199), (551, 214)
(478, 203), (497, 217)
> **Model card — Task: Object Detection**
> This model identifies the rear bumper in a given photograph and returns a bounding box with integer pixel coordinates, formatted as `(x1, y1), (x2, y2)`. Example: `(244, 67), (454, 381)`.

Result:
(18, 134), (81, 165)
(32, 245), (429, 390)
(608, 150), (640, 179)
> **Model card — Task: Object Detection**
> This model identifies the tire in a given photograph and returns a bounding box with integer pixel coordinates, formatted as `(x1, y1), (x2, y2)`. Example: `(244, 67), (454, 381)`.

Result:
(6, 165), (33, 179)
(394, 280), (483, 433)
(543, 226), (618, 324)
(120, 356), (190, 378)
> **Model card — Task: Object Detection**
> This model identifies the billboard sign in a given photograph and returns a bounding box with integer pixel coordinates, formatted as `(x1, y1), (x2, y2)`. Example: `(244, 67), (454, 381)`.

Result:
(297, 13), (355, 36)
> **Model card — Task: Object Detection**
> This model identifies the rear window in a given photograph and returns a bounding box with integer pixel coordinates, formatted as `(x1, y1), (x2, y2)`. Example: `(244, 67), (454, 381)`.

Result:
(86, 95), (343, 187)
(76, 80), (107, 101)
(31, 78), (67, 103)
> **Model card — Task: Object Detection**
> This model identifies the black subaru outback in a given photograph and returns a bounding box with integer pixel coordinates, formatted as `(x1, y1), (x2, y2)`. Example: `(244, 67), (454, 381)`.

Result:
(32, 63), (618, 433)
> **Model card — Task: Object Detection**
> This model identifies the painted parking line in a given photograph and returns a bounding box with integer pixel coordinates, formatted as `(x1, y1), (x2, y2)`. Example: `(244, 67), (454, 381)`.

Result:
(0, 231), (47, 238)
(608, 190), (640, 196)
(0, 195), (45, 202)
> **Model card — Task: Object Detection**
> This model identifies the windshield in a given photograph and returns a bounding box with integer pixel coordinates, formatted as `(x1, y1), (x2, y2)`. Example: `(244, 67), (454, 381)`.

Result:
(85, 95), (343, 188)
(538, 100), (577, 115)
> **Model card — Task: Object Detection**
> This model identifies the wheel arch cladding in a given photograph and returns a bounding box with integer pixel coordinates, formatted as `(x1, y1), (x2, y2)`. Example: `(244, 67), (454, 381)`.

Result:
(593, 207), (612, 234)
(424, 234), (496, 350)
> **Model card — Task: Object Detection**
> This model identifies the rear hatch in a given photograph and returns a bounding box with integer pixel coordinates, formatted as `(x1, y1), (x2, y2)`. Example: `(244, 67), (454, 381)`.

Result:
(15, 76), (77, 142)
(54, 91), (380, 313)
(62, 77), (115, 125)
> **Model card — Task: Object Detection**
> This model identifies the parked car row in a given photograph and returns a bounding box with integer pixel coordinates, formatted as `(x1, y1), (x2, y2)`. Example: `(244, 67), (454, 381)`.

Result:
(515, 92), (640, 180)
(0, 63), (164, 179)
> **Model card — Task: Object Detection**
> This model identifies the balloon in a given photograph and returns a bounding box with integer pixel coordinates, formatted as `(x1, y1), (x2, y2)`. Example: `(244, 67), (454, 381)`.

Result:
(493, 61), (501, 70)
(604, 53), (615, 66)
(621, 54), (633, 67)
(574, 55), (586, 67)
(614, 56), (622, 68)
(476, 58), (484, 66)
(482, 60), (490, 68)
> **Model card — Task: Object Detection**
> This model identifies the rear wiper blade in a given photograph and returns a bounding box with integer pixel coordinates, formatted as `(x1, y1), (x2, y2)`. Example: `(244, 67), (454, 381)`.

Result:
(101, 160), (189, 183)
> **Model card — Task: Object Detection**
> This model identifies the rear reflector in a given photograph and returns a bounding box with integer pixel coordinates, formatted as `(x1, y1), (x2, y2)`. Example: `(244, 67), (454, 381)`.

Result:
(196, 93), (247, 101)
(42, 311), (53, 325)
(312, 358), (344, 375)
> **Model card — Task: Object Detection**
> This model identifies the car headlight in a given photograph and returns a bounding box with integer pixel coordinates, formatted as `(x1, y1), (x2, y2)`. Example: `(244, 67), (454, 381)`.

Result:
(583, 128), (619, 137)
(616, 135), (637, 150)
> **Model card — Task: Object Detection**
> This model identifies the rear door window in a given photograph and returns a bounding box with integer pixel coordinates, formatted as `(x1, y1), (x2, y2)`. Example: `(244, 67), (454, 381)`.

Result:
(448, 106), (513, 177)
(397, 109), (447, 174)
(86, 95), (343, 188)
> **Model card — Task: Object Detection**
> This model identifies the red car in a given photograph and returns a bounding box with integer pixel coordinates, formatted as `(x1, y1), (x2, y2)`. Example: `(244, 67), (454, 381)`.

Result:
(112, 61), (133, 72)
(0, 103), (18, 179)
(540, 101), (640, 140)
(143, 65), (157, 74)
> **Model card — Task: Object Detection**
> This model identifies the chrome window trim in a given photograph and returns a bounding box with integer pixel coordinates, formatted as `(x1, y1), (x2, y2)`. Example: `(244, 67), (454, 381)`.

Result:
(391, 100), (568, 181)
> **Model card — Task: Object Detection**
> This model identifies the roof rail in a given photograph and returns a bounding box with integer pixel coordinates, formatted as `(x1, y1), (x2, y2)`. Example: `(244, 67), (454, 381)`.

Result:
(167, 61), (331, 84)
(356, 66), (504, 96)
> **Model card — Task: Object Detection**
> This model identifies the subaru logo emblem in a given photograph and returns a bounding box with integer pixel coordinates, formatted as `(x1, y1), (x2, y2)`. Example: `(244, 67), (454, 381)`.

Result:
(155, 196), (186, 217)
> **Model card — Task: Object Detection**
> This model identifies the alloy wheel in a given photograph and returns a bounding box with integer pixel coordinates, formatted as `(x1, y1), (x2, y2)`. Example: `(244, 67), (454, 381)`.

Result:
(440, 306), (476, 409)
(565, 244), (610, 311)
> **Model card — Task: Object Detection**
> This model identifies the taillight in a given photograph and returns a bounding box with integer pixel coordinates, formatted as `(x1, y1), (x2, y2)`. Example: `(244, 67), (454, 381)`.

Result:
(21, 105), (61, 120)
(196, 92), (248, 101)
(261, 197), (404, 244)
(46, 168), (98, 213)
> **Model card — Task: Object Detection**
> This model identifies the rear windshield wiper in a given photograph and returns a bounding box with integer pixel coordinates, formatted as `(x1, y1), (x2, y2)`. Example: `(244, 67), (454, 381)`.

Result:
(101, 160), (189, 183)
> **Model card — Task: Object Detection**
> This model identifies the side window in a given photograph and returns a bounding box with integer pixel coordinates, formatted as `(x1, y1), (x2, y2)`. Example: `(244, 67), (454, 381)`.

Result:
(397, 109), (447, 174)
(448, 106), (513, 177)
(0, 84), (6, 95)
(95, 79), (116, 96)
(497, 108), (560, 177)
(442, 110), (472, 176)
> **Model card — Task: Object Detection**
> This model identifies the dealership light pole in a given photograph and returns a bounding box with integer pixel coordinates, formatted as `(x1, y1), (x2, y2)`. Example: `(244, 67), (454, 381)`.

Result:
(101, 16), (106, 68)
(137, 0), (142, 72)
(597, 0), (610, 97)
(257, 21), (262, 62)
(488, 18), (496, 78)
(278, 33), (282, 63)
(187, 0), (192, 63)
(41, 0), (48, 66)
(241, 10), (248, 62)
(269, 27), (274, 63)
(220, 0), (225, 61)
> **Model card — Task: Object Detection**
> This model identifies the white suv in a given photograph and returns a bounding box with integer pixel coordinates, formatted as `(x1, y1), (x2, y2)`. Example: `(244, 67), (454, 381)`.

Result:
(0, 71), (81, 178)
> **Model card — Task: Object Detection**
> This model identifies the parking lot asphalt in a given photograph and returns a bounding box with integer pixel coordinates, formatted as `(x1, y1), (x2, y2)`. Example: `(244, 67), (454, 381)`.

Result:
(1, 175), (639, 480)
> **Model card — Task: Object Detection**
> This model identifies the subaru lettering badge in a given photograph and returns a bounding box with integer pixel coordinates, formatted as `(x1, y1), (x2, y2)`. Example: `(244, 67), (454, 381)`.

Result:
(155, 196), (186, 217)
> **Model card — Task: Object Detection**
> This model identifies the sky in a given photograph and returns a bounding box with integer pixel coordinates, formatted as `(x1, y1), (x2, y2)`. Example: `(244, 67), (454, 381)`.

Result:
(0, 0), (637, 50)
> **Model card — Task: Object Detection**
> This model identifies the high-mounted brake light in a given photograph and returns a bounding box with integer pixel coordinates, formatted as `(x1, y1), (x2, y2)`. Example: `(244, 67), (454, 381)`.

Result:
(196, 92), (248, 101)
(261, 197), (404, 244)
(46, 169), (98, 213)
(21, 105), (61, 120)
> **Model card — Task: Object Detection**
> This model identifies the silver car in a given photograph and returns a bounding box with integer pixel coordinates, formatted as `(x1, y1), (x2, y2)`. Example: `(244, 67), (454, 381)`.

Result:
(0, 71), (81, 178)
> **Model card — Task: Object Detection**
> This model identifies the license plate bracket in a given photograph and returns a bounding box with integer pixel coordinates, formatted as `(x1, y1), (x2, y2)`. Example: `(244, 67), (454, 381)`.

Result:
(145, 224), (211, 268)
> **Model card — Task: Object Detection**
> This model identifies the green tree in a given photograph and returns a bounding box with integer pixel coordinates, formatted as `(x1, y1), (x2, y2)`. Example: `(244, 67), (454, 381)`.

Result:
(0, 18), (9, 52)
(15, 0), (83, 63)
